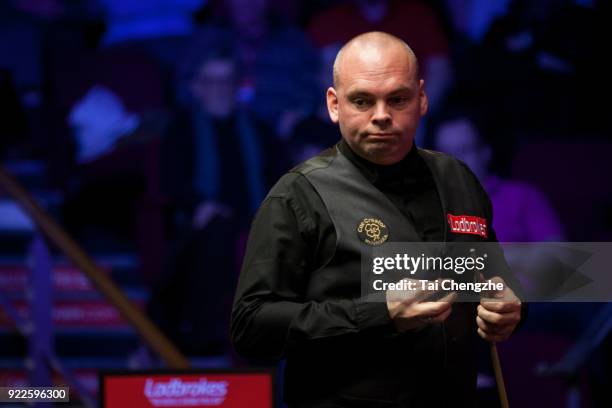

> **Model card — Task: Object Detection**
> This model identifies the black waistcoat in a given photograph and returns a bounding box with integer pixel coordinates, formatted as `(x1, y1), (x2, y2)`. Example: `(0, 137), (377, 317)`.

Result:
(286, 146), (491, 407)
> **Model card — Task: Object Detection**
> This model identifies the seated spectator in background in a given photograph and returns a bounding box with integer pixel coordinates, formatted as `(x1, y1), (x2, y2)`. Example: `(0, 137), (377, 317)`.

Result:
(151, 47), (284, 356)
(288, 43), (342, 159)
(163, 48), (283, 232)
(179, 0), (318, 137)
(62, 84), (168, 281)
(307, 0), (452, 111)
(432, 108), (564, 242)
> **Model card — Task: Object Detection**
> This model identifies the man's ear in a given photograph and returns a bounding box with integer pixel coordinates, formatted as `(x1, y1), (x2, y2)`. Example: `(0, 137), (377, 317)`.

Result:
(326, 87), (339, 123)
(419, 79), (428, 117)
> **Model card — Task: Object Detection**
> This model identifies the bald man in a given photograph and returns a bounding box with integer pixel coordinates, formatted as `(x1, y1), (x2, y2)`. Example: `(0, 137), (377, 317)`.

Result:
(231, 32), (523, 407)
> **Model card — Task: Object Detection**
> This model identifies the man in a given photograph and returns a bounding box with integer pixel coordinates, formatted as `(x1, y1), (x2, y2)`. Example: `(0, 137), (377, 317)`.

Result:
(433, 109), (564, 242)
(154, 47), (284, 355)
(231, 32), (523, 407)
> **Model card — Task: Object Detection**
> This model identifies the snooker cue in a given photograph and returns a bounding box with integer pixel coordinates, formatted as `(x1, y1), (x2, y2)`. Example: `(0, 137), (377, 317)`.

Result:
(490, 342), (509, 408)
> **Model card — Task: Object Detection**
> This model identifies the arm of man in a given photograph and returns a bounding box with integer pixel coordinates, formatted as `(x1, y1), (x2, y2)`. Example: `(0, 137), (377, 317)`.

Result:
(463, 163), (527, 341)
(230, 174), (393, 359)
(231, 172), (463, 358)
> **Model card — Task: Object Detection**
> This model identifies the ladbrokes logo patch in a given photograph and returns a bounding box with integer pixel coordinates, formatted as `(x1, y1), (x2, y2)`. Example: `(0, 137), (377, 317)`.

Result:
(357, 218), (389, 246)
(447, 214), (488, 239)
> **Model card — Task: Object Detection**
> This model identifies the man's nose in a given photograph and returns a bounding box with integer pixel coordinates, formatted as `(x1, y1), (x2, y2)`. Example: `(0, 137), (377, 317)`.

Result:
(371, 102), (392, 126)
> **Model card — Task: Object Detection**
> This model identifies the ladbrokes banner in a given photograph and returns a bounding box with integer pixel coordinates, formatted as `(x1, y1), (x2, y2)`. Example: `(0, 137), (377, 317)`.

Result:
(101, 372), (273, 408)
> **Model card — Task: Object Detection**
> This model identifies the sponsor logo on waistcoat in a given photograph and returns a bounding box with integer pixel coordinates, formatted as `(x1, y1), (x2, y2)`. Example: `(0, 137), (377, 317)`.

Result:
(447, 214), (488, 239)
(357, 218), (389, 245)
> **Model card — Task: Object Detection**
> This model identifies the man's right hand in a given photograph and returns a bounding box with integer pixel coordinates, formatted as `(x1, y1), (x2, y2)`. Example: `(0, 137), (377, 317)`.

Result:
(386, 279), (457, 332)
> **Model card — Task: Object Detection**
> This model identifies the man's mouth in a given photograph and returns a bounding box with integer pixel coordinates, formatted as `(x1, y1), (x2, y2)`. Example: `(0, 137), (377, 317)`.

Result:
(368, 133), (397, 138)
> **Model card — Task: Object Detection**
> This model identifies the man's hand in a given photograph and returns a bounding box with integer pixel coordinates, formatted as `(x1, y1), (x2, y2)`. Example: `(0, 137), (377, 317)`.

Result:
(476, 276), (522, 342)
(386, 279), (457, 332)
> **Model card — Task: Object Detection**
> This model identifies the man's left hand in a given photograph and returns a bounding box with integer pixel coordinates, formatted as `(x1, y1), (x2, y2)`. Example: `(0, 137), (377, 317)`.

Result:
(476, 276), (522, 343)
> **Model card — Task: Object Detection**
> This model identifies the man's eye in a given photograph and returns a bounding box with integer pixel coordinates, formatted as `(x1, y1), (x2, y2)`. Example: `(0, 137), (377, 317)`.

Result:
(389, 97), (409, 106)
(353, 98), (370, 107)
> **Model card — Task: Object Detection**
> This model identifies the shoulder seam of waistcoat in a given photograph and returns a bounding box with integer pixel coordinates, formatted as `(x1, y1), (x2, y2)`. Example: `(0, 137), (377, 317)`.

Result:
(289, 147), (337, 176)
(418, 147), (471, 173)
(418, 147), (451, 160)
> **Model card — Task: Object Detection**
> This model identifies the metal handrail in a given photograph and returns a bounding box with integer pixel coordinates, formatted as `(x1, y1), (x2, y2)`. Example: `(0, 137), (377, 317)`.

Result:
(0, 165), (189, 369)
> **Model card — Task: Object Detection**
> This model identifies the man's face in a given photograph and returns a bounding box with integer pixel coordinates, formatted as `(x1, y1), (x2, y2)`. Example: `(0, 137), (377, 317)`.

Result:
(190, 59), (236, 118)
(434, 119), (491, 180)
(326, 44), (428, 165)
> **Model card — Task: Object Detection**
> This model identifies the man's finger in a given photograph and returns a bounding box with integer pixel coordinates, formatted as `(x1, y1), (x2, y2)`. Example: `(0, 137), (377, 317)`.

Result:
(438, 291), (457, 304)
(476, 315), (497, 334)
(480, 299), (521, 313)
(413, 279), (446, 302)
(389, 279), (441, 303)
(477, 304), (517, 326)
(412, 300), (451, 317)
(477, 327), (509, 343)
(478, 305), (521, 332)
(419, 292), (458, 316)
(475, 315), (509, 335)
(430, 304), (453, 323)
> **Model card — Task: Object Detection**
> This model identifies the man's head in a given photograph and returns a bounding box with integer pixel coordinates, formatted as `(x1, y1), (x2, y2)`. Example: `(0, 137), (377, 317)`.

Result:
(327, 31), (428, 165)
(433, 111), (492, 180)
(190, 57), (237, 118)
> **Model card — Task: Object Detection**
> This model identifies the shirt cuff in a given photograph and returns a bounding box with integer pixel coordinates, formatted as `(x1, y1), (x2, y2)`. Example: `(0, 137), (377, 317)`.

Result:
(355, 299), (393, 331)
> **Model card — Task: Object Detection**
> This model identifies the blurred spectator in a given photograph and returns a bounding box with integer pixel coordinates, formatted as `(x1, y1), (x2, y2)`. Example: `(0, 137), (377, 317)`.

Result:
(307, 0), (452, 111)
(151, 47), (284, 356)
(179, 0), (318, 137)
(62, 84), (169, 280)
(432, 108), (564, 242)
(288, 43), (342, 164)
(163, 50), (283, 230)
(0, 0), (64, 162)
